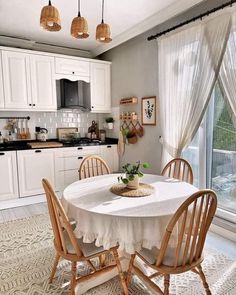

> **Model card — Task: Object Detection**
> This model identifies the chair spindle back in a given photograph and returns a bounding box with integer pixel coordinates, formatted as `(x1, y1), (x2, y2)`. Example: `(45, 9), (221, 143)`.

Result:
(156, 190), (217, 269)
(42, 178), (82, 257)
(161, 158), (193, 184)
(79, 155), (110, 180)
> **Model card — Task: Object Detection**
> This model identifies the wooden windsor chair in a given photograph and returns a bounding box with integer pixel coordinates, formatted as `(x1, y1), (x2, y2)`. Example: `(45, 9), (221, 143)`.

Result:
(126, 190), (217, 295)
(161, 158), (194, 184)
(42, 178), (128, 295)
(79, 155), (110, 180)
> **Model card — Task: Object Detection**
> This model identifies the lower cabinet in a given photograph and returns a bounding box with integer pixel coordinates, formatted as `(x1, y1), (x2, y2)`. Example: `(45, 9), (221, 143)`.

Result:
(101, 145), (119, 172)
(17, 149), (56, 197)
(55, 146), (101, 191)
(0, 151), (18, 201)
(0, 144), (119, 202)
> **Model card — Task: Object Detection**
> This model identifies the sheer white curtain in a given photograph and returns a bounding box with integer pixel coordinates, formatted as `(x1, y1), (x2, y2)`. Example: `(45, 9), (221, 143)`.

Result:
(158, 14), (231, 166)
(220, 13), (236, 117)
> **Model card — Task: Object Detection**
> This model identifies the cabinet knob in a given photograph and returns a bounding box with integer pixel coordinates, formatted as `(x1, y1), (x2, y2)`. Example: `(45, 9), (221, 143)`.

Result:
(72, 71), (75, 74)
(107, 145), (112, 148)
(29, 103), (32, 106)
(78, 156), (83, 159)
(35, 150), (42, 153)
(77, 147), (83, 150)
(33, 104), (36, 106)
(91, 106), (94, 109)
(0, 152), (5, 156)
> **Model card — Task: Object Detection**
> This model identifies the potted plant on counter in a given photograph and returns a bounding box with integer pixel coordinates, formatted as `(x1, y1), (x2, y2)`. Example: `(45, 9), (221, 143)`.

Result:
(105, 117), (114, 129)
(118, 161), (150, 190)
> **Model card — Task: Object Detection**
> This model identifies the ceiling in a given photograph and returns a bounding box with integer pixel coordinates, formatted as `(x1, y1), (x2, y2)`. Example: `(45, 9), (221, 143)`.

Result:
(0, 0), (204, 57)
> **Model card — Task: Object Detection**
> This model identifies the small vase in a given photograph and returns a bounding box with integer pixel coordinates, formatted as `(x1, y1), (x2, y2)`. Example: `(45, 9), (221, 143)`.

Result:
(107, 122), (114, 129)
(126, 174), (140, 190)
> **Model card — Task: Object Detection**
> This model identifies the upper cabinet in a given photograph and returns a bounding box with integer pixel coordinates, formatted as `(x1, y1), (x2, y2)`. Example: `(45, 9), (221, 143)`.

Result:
(0, 47), (111, 113)
(1, 50), (57, 111)
(90, 62), (111, 113)
(30, 55), (57, 110)
(2, 50), (32, 109)
(55, 57), (89, 77)
(0, 54), (4, 108)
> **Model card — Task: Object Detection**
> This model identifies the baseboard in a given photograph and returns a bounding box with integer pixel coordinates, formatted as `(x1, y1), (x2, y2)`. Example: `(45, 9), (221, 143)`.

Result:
(0, 191), (63, 210)
(210, 222), (236, 243)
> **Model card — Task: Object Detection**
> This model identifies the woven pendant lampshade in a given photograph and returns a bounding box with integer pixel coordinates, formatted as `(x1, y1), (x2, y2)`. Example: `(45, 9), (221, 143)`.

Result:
(40, 0), (61, 32)
(96, 0), (112, 43)
(71, 0), (89, 39)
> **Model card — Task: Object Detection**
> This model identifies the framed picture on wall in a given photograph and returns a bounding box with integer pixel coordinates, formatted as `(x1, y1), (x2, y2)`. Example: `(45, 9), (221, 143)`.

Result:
(141, 96), (156, 125)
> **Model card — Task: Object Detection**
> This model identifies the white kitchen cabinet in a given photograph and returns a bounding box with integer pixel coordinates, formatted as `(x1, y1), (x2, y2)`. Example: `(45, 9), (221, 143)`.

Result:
(2, 50), (31, 109)
(30, 55), (57, 111)
(55, 146), (101, 191)
(90, 62), (111, 113)
(2, 51), (57, 111)
(17, 149), (56, 197)
(55, 57), (90, 77)
(0, 55), (4, 108)
(0, 151), (18, 201)
(100, 145), (119, 172)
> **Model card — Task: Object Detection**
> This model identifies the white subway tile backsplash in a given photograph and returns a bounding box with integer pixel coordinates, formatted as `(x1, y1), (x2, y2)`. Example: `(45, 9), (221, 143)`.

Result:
(0, 110), (103, 139)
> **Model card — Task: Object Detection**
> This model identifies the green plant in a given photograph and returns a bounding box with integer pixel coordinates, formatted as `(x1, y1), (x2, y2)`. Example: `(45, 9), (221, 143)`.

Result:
(118, 161), (150, 184)
(105, 117), (114, 123)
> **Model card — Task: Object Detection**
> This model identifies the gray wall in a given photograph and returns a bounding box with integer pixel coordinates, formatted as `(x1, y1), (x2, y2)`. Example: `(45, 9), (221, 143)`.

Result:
(101, 33), (161, 174)
(100, 0), (229, 174)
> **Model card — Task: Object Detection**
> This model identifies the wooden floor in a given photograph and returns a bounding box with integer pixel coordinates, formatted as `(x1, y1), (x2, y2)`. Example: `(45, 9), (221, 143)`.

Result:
(0, 202), (48, 223)
(1, 202), (236, 260)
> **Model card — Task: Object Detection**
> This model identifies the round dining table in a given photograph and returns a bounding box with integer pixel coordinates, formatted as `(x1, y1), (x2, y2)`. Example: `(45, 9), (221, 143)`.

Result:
(62, 174), (198, 255)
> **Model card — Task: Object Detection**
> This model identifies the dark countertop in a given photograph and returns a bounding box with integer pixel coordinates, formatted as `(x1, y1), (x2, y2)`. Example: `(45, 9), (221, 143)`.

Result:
(0, 138), (118, 152)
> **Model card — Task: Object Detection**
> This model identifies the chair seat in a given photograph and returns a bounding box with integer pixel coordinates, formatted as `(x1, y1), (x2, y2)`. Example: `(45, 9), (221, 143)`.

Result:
(139, 246), (190, 267)
(64, 231), (104, 257)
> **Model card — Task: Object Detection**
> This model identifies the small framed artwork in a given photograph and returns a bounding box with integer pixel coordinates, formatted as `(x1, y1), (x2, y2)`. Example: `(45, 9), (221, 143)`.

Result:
(141, 96), (156, 125)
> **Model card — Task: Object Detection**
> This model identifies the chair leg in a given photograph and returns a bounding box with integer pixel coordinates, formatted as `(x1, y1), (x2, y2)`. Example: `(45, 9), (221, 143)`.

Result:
(197, 265), (211, 295)
(112, 249), (129, 295)
(49, 253), (60, 283)
(126, 254), (135, 286)
(70, 261), (77, 295)
(164, 274), (170, 295)
(99, 254), (106, 267)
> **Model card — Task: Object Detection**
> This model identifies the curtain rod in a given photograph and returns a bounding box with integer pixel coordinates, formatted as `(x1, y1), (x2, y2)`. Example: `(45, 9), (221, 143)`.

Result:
(147, 0), (236, 41)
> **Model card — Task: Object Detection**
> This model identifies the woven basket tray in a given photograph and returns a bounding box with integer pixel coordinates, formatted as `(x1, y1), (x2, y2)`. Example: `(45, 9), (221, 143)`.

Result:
(110, 183), (154, 198)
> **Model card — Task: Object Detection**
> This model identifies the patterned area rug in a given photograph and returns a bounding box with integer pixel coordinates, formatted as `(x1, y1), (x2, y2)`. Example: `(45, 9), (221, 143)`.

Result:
(0, 214), (236, 295)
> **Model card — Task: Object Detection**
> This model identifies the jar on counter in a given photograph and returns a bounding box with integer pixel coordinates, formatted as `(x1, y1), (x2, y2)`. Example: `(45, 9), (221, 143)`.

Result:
(100, 129), (106, 142)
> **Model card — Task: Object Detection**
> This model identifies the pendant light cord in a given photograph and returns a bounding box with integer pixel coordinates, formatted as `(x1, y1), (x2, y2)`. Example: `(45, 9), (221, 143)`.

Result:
(102, 0), (104, 23)
(78, 0), (81, 17)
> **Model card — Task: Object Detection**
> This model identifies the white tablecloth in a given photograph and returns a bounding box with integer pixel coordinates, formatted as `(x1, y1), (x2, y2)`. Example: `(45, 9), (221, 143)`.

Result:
(62, 174), (198, 254)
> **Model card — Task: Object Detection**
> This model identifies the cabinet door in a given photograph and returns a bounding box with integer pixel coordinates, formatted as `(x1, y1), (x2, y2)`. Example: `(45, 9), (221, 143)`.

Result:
(17, 149), (55, 197)
(0, 54), (4, 109)
(55, 57), (90, 76)
(30, 55), (57, 110)
(55, 146), (101, 191)
(90, 63), (111, 113)
(101, 145), (119, 172)
(2, 50), (31, 109)
(0, 151), (18, 201)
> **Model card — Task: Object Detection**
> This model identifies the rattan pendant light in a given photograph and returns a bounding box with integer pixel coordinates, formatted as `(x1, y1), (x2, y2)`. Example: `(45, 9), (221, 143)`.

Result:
(40, 0), (61, 31)
(96, 0), (112, 43)
(71, 0), (89, 39)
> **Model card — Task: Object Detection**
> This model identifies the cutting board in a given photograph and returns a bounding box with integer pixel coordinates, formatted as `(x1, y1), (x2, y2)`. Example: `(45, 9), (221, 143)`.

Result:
(28, 141), (63, 149)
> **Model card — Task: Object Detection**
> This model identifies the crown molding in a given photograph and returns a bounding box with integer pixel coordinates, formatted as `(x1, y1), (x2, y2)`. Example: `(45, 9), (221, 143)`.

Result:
(0, 35), (92, 58)
(91, 0), (204, 57)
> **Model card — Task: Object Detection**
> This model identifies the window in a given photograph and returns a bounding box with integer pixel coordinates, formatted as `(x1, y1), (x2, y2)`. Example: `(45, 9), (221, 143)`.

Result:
(211, 84), (236, 214)
(183, 82), (236, 220)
